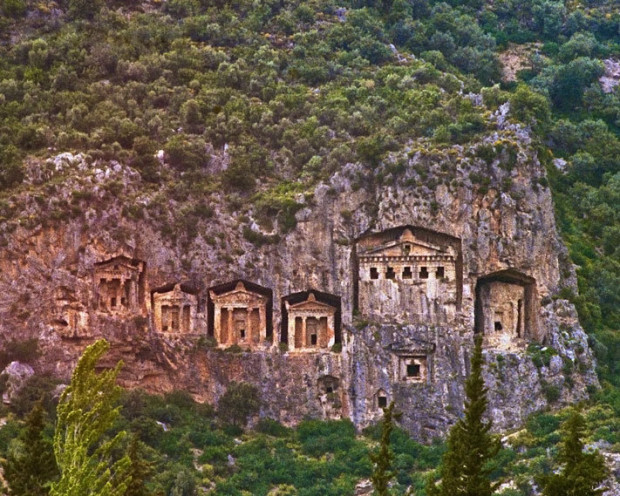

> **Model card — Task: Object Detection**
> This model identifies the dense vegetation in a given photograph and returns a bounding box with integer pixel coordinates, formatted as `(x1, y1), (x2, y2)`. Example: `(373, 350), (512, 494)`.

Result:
(0, 360), (617, 495)
(0, 0), (618, 494)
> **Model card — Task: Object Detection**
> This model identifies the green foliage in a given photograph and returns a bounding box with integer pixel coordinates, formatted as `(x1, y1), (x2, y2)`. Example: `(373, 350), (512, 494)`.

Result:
(2, 402), (58, 495)
(67, 0), (102, 20)
(370, 402), (398, 495)
(509, 85), (550, 130)
(9, 374), (59, 417)
(0, 0), (26, 18)
(0, 145), (24, 191)
(51, 339), (131, 496)
(0, 338), (39, 370)
(428, 336), (501, 496)
(538, 410), (609, 496)
(217, 381), (261, 429)
(125, 436), (152, 496)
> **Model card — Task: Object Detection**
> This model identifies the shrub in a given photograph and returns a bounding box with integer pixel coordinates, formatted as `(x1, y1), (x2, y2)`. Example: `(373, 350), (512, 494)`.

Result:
(217, 382), (261, 428)
(255, 418), (290, 437)
(0, 338), (40, 370)
(1, 0), (26, 17)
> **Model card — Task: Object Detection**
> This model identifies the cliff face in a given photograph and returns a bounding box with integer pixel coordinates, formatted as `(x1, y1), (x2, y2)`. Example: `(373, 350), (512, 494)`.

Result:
(0, 110), (598, 441)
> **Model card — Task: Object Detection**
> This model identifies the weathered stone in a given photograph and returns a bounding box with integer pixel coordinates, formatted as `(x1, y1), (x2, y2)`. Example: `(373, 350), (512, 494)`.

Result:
(0, 127), (599, 442)
(1, 361), (34, 404)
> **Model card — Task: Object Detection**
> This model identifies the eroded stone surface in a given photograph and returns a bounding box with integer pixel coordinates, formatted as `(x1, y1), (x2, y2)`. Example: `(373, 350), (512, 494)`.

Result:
(0, 126), (599, 440)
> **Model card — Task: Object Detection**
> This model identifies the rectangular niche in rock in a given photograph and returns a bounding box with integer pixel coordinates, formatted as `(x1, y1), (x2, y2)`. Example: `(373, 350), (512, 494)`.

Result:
(398, 356), (427, 382)
(94, 256), (146, 314)
(208, 280), (272, 349)
(356, 226), (462, 325)
(152, 283), (198, 334)
(281, 290), (341, 352)
(474, 269), (540, 348)
(388, 340), (435, 385)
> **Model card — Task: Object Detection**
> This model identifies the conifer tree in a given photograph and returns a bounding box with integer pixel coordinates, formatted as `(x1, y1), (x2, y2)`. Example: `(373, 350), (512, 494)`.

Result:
(370, 401), (398, 496)
(125, 435), (153, 496)
(540, 410), (608, 496)
(2, 401), (58, 495)
(50, 339), (131, 496)
(427, 336), (500, 496)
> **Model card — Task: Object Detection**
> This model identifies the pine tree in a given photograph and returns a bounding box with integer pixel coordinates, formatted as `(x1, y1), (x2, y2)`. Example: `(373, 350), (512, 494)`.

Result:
(50, 339), (131, 496)
(540, 410), (608, 496)
(427, 336), (500, 496)
(125, 436), (153, 496)
(370, 401), (398, 496)
(2, 401), (58, 495)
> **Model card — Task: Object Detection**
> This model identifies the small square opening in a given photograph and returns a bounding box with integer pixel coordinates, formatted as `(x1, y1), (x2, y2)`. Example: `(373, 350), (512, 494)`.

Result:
(494, 321), (503, 331)
(310, 334), (317, 345)
(419, 267), (429, 279)
(386, 267), (396, 280)
(407, 364), (421, 377)
(240, 329), (246, 339)
(110, 297), (116, 308)
(326, 386), (333, 394)
(370, 267), (379, 280)
(378, 396), (387, 408)
(403, 244), (411, 255)
(402, 266), (413, 279)
(436, 266), (445, 278)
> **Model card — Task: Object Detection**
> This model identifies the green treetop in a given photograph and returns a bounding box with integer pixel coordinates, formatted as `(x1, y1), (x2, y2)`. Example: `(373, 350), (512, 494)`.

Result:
(50, 339), (131, 496)
(428, 335), (500, 496)
(540, 410), (609, 496)
(2, 401), (58, 495)
(370, 401), (399, 496)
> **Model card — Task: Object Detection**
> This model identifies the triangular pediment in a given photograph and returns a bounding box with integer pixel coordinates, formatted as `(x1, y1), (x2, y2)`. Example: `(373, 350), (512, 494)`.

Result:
(212, 282), (267, 304)
(363, 239), (446, 257)
(289, 299), (336, 313)
(95, 255), (142, 273)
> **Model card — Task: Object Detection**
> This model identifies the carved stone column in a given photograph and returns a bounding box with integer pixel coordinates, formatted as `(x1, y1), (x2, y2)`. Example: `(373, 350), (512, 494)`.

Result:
(227, 307), (234, 345)
(259, 305), (266, 344)
(302, 316), (307, 349)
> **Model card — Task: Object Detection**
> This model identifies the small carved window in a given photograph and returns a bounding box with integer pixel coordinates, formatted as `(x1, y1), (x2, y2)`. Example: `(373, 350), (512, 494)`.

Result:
(110, 297), (117, 308)
(121, 297), (127, 306)
(378, 396), (387, 408)
(494, 321), (503, 331)
(407, 364), (421, 377)
(386, 267), (396, 280)
(403, 244), (411, 255)
(370, 267), (379, 280)
(436, 266), (445, 278)
(240, 329), (246, 339)
(419, 267), (429, 279)
(310, 334), (317, 345)
(402, 266), (413, 279)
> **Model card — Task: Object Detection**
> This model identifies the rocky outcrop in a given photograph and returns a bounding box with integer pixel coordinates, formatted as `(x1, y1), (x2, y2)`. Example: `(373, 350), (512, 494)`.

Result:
(0, 119), (598, 441)
(1, 361), (34, 404)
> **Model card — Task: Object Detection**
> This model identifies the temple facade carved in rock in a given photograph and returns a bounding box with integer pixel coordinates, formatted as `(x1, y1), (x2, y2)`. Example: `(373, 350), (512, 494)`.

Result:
(208, 280), (271, 348)
(94, 256), (145, 315)
(152, 284), (198, 334)
(475, 269), (540, 350)
(282, 291), (341, 351)
(356, 226), (462, 325)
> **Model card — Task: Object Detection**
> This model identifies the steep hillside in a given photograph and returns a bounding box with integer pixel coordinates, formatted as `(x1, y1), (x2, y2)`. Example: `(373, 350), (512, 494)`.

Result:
(0, 0), (617, 443)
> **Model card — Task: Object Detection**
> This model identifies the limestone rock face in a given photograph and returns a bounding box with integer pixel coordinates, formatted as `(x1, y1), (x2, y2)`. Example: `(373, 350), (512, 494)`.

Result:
(1, 361), (34, 404)
(0, 125), (598, 440)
